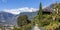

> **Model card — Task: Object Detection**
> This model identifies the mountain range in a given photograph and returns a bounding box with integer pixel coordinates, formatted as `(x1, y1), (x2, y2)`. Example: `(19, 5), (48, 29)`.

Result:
(0, 3), (59, 26)
(0, 10), (38, 26)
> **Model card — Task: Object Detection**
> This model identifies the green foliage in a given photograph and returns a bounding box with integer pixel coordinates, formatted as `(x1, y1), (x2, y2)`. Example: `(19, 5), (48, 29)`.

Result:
(56, 15), (60, 22)
(52, 3), (60, 14)
(13, 26), (20, 30)
(17, 15), (30, 27)
(44, 21), (59, 30)
(16, 3), (60, 30)
(33, 3), (60, 29)
(17, 15), (32, 30)
(17, 15), (29, 27)
(37, 2), (42, 20)
(20, 23), (32, 30)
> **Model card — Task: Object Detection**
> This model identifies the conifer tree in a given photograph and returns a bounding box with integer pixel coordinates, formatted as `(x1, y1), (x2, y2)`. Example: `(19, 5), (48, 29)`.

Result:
(37, 2), (42, 20)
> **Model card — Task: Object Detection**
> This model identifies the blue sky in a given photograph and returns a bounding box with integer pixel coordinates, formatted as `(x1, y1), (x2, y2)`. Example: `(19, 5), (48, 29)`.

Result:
(0, 0), (60, 10)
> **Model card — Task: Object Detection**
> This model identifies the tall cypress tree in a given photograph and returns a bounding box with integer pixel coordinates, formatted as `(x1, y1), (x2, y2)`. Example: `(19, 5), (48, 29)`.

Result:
(37, 2), (42, 20)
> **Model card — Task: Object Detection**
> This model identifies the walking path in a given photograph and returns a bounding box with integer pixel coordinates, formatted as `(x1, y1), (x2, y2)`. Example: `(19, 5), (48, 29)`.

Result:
(34, 24), (40, 30)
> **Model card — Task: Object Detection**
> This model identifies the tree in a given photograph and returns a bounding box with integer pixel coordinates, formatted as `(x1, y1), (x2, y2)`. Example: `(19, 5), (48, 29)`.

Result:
(37, 2), (42, 20)
(17, 15), (32, 30)
(13, 26), (20, 30)
(17, 15), (30, 27)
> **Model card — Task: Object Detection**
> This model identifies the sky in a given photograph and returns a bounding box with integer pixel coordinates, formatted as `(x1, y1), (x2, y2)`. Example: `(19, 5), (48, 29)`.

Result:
(0, 0), (60, 14)
(0, 0), (60, 10)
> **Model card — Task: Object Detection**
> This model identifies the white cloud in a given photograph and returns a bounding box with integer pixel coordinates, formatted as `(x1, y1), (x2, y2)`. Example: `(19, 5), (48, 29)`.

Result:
(19, 7), (38, 12)
(2, 7), (38, 15)
(3, 9), (20, 15)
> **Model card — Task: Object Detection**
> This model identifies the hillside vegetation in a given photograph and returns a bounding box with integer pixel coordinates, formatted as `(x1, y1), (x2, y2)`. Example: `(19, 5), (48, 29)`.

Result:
(13, 3), (60, 30)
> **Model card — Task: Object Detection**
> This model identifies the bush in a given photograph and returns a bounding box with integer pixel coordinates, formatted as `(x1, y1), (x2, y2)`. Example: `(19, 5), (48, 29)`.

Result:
(44, 21), (59, 30)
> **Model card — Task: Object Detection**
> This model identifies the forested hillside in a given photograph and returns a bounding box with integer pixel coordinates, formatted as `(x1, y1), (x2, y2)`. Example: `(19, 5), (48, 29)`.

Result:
(13, 3), (60, 30)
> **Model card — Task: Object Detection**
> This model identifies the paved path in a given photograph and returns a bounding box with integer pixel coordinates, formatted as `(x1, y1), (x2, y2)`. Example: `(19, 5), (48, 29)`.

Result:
(34, 24), (40, 30)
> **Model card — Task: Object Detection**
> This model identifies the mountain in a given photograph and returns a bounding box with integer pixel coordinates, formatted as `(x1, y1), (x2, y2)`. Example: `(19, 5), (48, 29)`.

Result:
(2, 7), (38, 15)
(0, 3), (60, 26)
(19, 12), (38, 20)
(0, 11), (17, 26)
(0, 11), (38, 26)
(43, 3), (60, 13)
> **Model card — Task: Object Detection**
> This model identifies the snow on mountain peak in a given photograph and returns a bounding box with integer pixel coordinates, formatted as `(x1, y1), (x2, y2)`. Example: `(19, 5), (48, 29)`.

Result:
(2, 7), (38, 15)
